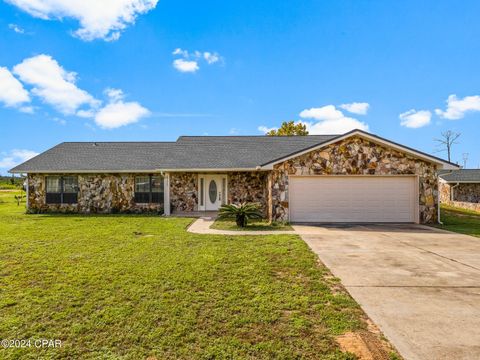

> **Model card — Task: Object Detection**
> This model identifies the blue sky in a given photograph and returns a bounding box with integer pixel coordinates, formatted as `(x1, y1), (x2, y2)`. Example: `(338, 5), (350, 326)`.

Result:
(1, 0), (479, 175)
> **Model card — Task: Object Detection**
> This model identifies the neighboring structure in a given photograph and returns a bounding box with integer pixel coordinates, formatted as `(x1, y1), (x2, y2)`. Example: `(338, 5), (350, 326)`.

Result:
(439, 169), (480, 212)
(10, 129), (458, 223)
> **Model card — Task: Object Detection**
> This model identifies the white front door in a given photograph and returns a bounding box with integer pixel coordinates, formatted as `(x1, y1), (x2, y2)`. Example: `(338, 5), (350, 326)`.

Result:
(200, 175), (227, 211)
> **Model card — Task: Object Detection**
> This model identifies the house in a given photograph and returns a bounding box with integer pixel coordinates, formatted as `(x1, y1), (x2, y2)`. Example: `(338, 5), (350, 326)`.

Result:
(439, 169), (480, 212)
(10, 129), (458, 223)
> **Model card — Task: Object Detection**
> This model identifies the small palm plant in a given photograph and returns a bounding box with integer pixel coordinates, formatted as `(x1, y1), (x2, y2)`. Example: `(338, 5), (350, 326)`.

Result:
(217, 202), (263, 227)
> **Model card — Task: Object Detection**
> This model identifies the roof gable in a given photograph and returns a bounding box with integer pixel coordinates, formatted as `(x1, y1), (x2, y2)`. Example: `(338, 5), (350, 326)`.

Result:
(261, 129), (459, 170)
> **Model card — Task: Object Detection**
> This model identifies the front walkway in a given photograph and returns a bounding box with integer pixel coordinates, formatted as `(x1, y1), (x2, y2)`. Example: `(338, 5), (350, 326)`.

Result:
(187, 216), (296, 235)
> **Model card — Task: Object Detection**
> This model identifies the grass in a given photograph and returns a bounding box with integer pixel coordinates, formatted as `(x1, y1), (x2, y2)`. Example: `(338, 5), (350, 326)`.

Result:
(0, 190), (364, 359)
(211, 218), (293, 231)
(0, 183), (21, 190)
(0, 176), (24, 190)
(435, 204), (480, 238)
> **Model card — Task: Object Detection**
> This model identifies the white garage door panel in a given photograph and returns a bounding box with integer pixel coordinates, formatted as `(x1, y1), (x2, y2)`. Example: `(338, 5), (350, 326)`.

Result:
(289, 177), (416, 223)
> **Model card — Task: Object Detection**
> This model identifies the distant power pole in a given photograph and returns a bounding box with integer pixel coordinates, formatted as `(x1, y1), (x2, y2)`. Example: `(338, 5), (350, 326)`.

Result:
(462, 153), (469, 168)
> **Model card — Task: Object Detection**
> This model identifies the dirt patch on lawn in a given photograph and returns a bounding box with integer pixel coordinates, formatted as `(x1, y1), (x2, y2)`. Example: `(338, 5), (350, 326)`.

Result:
(336, 330), (391, 360)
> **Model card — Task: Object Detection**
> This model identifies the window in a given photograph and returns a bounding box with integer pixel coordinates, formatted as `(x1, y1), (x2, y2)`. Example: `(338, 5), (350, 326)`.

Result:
(135, 175), (164, 204)
(46, 176), (78, 204)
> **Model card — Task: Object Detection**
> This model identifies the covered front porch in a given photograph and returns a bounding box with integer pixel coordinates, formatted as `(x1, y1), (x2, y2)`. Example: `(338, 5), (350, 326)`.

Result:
(164, 171), (269, 218)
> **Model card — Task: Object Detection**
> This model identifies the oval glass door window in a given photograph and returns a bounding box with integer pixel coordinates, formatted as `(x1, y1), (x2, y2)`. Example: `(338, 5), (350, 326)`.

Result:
(209, 180), (217, 203)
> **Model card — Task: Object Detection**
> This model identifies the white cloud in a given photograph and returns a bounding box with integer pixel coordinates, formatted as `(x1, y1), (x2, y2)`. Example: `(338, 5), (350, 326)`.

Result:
(340, 102), (369, 115)
(8, 23), (25, 34)
(173, 59), (199, 73)
(5, 0), (158, 41)
(399, 109), (432, 128)
(2, 55), (148, 129)
(299, 105), (344, 121)
(104, 88), (124, 102)
(0, 149), (39, 169)
(13, 54), (99, 115)
(299, 105), (369, 134)
(258, 125), (277, 134)
(172, 48), (189, 57)
(172, 48), (222, 73)
(0, 67), (31, 108)
(435, 94), (480, 120)
(94, 88), (149, 129)
(19, 106), (34, 114)
(203, 52), (220, 64)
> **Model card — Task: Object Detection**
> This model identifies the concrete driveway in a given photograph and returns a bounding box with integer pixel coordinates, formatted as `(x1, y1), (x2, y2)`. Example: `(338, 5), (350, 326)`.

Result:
(294, 224), (480, 360)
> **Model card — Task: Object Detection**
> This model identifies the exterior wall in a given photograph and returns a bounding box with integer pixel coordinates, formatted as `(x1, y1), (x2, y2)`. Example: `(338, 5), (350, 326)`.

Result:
(28, 173), (162, 213)
(452, 183), (480, 203)
(439, 179), (451, 203)
(169, 172), (268, 215)
(228, 172), (268, 215)
(440, 181), (480, 203)
(444, 201), (480, 213)
(270, 136), (439, 224)
(440, 181), (480, 212)
(169, 172), (198, 212)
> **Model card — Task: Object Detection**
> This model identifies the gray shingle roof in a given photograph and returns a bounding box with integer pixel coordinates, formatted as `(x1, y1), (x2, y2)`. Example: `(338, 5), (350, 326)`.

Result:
(10, 135), (336, 173)
(439, 169), (480, 182)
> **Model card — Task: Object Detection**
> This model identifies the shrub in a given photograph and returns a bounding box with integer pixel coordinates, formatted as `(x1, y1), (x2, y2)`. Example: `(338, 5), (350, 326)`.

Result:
(217, 202), (263, 227)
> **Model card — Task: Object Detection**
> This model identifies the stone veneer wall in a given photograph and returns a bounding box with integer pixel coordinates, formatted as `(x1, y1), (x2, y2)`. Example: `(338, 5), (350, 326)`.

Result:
(452, 183), (480, 203)
(440, 182), (480, 203)
(28, 173), (162, 213)
(440, 181), (480, 212)
(444, 201), (480, 213)
(271, 136), (439, 223)
(228, 172), (268, 215)
(439, 180), (451, 203)
(169, 173), (198, 212)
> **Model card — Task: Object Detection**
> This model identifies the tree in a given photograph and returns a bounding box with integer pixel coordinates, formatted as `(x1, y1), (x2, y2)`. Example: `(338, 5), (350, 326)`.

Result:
(267, 121), (309, 136)
(434, 130), (461, 162)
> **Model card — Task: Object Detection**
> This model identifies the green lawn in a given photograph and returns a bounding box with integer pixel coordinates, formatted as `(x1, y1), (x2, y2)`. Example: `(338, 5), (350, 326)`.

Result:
(436, 204), (480, 238)
(0, 191), (365, 359)
(211, 218), (293, 231)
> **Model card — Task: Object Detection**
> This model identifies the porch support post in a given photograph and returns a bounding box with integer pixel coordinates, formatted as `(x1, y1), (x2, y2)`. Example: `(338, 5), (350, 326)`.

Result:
(267, 172), (273, 222)
(164, 172), (170, 216)
(25, 173), (29, 211)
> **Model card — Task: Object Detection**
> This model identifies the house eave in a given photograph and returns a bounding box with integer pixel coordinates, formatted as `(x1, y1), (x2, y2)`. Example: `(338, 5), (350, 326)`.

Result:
(10, 167), (268, 174)
(158, 168), (266, 172)
(9, 169), (160, 174)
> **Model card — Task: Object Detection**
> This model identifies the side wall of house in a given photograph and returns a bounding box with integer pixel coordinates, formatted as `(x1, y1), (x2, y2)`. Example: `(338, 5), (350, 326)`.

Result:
(452, 183), (480, 203)
(440, 181), (480, 212)
(28, 173), (162, 213)
(270, 136), (438, 224)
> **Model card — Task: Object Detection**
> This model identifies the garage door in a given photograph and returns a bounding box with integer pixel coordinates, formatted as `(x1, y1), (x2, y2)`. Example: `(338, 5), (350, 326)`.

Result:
(289, 176), (417, 223)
